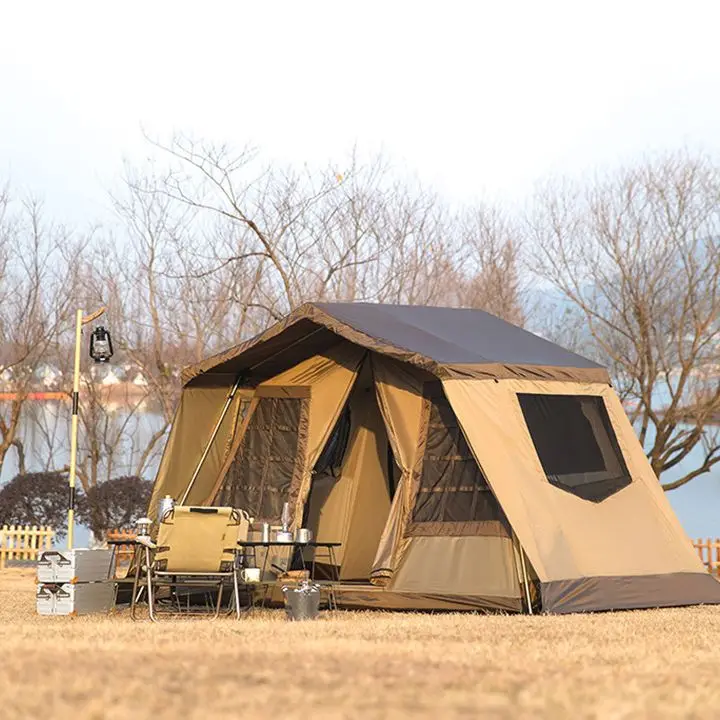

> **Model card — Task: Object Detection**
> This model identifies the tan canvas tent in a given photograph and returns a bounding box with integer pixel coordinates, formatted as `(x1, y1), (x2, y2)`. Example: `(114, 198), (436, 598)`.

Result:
(148, 302), (720, 613)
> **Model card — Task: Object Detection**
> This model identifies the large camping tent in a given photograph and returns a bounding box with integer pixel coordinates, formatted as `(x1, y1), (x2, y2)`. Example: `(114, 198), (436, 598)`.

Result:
(148, 302), (720, 613)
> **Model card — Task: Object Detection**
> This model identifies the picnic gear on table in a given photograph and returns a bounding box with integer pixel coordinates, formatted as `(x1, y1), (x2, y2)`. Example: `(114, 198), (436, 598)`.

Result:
(236, 539), (341, 611)
(240, 566), (261, 583)
(294, 528), (313, 544)
(131, 506), (250, 621)
(276, 503), (293, 542)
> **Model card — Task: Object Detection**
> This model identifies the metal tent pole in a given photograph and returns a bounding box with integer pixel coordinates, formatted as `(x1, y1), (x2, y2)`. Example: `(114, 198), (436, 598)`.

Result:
(179, 374), (244, 505)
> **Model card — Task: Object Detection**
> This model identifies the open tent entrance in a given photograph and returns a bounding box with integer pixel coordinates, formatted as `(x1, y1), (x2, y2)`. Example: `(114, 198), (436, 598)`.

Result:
(304, 359), (397, 581)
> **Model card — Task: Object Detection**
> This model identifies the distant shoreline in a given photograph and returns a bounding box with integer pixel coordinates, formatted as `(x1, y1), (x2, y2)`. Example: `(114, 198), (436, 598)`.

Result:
(0, 383), (154, 403)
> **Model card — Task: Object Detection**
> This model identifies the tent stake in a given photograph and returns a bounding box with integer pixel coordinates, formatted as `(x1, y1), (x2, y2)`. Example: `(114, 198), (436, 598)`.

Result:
(179, 374), (244, 505)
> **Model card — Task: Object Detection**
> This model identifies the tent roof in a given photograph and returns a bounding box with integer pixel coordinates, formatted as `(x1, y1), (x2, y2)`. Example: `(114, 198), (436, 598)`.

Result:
(182, 302), (610, 385)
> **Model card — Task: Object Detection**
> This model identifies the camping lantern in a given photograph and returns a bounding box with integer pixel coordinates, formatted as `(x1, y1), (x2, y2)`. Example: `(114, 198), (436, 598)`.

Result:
(89, 326), (113, 363)
(135, 517), (152, 537)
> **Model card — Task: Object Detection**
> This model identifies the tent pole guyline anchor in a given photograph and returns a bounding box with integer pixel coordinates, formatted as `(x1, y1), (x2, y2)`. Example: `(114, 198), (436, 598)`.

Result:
(179, 374), (245, 505)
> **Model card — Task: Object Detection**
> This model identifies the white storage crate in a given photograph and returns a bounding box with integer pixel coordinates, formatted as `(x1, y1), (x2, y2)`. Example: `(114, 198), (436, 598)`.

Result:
(37, 548), (114, 584)
(36, 582), (114, 616)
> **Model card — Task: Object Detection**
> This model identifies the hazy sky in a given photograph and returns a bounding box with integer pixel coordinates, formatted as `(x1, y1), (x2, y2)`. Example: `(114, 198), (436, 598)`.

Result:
(2, 0), (720, 224)
(2, 1), (719, 536)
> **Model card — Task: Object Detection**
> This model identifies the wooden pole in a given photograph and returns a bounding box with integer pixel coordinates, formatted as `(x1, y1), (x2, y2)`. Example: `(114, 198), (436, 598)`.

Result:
(67, 306), (107, 549)
(67, 309), (83, 549)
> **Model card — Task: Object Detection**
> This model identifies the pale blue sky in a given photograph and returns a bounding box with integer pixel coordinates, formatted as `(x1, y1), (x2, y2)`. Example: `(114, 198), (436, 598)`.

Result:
(2, 0), (720, 223)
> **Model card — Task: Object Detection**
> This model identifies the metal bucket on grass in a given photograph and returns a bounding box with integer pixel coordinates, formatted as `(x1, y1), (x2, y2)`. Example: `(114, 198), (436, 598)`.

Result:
(283, 581), (321, 621)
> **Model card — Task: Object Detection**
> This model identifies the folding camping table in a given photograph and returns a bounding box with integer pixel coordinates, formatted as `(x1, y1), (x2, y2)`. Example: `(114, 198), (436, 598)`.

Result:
(236, 540), (342, 610)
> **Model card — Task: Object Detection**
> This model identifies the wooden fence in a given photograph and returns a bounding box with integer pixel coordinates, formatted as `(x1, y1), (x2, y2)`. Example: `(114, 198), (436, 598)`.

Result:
(106, 528), (137, 570)
(0, 525), (54, 569)
(694, 538), (720, 576)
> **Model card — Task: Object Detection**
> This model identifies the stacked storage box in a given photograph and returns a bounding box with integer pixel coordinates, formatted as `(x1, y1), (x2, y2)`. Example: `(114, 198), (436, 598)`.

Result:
(36, 549), (115, 616)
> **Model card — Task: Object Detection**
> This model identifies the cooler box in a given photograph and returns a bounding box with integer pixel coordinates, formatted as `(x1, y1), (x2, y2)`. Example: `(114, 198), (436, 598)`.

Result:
(36, 582), (115, 616)
(37, 548), (114, 584)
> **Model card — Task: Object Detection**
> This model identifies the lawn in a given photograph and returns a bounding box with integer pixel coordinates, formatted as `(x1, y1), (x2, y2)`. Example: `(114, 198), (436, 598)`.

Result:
(1, 568), (719, 719)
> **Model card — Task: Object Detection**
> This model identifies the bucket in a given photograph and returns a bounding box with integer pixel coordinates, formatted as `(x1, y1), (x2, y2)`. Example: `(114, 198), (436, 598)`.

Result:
(283, 582), (321, 621)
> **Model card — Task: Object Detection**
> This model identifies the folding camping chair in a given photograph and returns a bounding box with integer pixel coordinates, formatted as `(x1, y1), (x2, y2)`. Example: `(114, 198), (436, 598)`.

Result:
(131, 506), (250, 621)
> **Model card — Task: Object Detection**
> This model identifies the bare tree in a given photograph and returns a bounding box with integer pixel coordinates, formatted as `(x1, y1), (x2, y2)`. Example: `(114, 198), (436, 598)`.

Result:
(0, 189), (84, 479)
(453, 206), (525, 324)
(132, 137), (525, 322)
(528, 152), (720, 489)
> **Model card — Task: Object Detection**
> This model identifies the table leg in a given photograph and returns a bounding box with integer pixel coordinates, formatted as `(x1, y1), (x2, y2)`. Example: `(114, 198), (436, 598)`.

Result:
(328, 546), (339, 610)
(259, 544), (272, 609)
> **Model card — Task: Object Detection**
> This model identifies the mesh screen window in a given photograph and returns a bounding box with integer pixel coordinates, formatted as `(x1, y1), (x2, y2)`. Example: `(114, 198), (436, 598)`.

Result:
(217, 397), (301, 521)
(517, 394), (631, 502)
(413, 388), (504, 524)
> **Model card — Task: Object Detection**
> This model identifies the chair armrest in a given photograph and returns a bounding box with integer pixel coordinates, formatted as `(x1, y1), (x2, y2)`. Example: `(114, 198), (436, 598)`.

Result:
(136, 535), (157, 549)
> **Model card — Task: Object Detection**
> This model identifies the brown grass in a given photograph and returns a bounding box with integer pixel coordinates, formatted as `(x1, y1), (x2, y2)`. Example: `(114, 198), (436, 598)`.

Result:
(2, 568), (720, 719)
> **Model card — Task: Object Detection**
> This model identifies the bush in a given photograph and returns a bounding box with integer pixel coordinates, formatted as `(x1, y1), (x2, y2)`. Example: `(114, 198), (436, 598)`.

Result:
(76, 475), (153, 537)
(0, 472), (69, 536)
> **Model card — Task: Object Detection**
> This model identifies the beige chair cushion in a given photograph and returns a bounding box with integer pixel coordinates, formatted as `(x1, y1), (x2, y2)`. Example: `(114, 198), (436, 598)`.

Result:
(155, 506), (250, 573)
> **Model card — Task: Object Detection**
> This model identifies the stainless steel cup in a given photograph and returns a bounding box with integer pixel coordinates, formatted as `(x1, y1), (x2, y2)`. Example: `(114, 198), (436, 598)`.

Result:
(295, 528), (313, 544)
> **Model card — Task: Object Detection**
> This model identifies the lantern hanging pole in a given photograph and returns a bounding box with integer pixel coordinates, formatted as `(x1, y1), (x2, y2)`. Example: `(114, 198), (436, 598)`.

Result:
(67, 306), (106, 549)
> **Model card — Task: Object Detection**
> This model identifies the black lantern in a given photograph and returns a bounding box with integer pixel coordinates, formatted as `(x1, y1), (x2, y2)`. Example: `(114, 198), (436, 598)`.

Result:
(89, 326), (114, 363)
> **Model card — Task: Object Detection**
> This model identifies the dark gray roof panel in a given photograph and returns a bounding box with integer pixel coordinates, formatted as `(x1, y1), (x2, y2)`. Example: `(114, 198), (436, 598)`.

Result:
(314, 302), (603, 369)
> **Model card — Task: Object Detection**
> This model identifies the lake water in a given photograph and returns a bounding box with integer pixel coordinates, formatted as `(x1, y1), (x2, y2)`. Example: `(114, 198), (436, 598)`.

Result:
(1, 404), (717, 545)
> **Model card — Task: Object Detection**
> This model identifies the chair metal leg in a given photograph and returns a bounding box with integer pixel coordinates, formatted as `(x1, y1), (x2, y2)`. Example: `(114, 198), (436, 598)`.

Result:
(146, 549), (157, 623)
(130, 549), (143, 621)
(233, 569), (241, 619)
(212, 582), (223, 620)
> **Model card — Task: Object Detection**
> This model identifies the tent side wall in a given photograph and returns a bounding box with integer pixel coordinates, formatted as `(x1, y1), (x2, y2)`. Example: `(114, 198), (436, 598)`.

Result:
(369, 362), (522, 610)
(147, 378), (252, 518)
(443, 377), (720, 613)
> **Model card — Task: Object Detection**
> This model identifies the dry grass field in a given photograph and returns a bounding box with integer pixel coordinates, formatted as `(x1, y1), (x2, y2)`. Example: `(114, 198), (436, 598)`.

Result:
(2, 568), (720, 719)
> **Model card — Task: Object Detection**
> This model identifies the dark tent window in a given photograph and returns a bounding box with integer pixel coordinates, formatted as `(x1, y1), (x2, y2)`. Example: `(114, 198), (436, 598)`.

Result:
(517, 394), (631, 502)
(314, 405), (351, 477)
(413, 387), (505, 525)
(217, 397), (301, 521)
